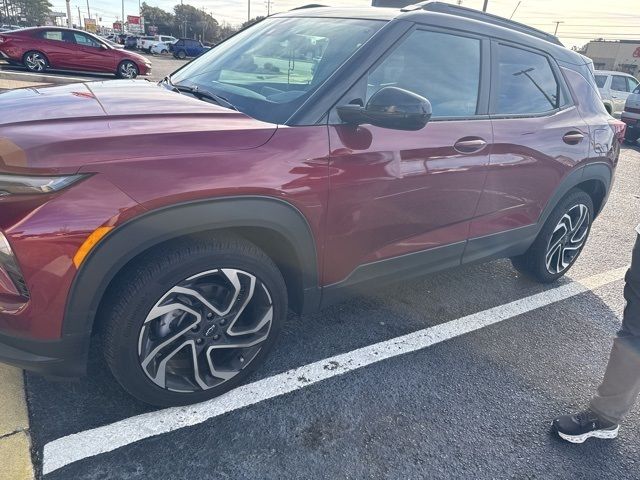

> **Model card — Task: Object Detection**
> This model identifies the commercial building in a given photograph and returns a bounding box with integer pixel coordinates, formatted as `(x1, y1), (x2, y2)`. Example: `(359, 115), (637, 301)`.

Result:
(582, 40), (640, 76)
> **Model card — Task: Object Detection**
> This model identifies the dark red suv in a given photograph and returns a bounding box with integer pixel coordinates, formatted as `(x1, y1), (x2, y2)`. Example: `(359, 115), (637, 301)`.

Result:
(0, 3), (624, 406)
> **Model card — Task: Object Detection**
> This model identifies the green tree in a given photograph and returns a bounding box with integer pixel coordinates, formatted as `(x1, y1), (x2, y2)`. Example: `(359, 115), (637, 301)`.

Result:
(141, 2), (175, 35)
(1, 0), (52, 26)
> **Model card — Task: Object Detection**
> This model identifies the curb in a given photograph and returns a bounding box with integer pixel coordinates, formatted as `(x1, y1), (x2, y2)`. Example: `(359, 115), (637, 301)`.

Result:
(0, 69), (91, 85)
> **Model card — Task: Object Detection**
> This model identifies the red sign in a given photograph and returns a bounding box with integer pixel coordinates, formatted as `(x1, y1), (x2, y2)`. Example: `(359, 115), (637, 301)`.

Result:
(127, 15), (140, 25)
(634, 47), (640, 58)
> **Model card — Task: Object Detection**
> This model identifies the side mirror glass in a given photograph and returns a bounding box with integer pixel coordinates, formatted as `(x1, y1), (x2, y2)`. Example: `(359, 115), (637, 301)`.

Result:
(336, 87), (432, 131)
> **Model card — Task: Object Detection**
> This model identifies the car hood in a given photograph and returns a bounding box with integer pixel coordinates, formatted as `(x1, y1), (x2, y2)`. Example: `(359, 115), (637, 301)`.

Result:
(0, 80), (278, 174)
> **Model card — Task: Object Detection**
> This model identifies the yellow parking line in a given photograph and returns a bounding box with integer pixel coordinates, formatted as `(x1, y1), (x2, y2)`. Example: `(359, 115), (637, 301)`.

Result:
(0, 365), (34, 480)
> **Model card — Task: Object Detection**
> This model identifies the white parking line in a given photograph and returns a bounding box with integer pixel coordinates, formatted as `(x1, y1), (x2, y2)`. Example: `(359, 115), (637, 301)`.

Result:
(42, 266), (627, 475)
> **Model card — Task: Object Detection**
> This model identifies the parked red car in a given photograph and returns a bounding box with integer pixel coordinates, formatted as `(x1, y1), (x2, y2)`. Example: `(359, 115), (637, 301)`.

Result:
(0, 4), (625, 406)
(0, 27), (151, 78)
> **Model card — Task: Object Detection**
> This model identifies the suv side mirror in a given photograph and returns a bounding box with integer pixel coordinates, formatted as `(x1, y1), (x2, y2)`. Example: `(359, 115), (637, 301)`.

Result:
(336, 87), (432, 131)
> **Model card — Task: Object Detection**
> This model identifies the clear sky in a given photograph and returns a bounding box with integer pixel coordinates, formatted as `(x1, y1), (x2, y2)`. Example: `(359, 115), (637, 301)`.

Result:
(50, 0), (639, 49)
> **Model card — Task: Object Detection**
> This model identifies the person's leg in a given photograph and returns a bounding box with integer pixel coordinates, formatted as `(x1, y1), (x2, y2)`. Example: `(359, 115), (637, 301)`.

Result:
(553, 234), (640, 443)
(589, 234), (640, 423)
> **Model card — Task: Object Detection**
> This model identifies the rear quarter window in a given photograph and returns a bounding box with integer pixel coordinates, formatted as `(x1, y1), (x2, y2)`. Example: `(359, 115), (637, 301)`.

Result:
(594, 75), (607, 88)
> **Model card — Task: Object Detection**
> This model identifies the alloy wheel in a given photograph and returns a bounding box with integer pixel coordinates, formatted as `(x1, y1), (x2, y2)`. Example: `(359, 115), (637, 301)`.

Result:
(25, 52), (46, 72)
(545, 204), (590, 275)
(137, 268), (274, 393)
(119, 62), (138, 78)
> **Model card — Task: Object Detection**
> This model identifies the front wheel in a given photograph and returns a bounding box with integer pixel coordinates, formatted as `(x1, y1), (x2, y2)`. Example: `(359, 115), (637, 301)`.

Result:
(23, 51), (48, 72)
(176, 50), (187, 60)
(511, 189), (594, 283)
(117, 60), (139, 79)
(103, 234), (287, 407)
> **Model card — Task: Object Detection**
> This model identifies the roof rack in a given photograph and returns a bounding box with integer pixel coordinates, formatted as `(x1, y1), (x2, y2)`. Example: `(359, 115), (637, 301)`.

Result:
(401, 1), (563, 46)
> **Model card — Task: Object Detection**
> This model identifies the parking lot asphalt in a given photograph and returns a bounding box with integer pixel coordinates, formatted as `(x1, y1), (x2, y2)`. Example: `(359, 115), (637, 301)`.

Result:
(0, 52), (187, 83)
(20, 145), (640, 479)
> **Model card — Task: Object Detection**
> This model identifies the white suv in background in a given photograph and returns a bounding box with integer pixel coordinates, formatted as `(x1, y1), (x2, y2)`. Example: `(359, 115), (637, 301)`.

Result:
(595, 70), (639, 117)
(621, 84), (640, 144)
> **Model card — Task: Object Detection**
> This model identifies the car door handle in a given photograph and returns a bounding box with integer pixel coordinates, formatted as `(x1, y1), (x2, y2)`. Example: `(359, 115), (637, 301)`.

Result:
(454, 138), (487, 154)
(563, 131), (585, 145)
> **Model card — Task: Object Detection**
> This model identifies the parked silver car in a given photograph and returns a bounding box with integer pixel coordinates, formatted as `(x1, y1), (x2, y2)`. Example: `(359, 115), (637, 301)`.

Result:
(595, 70), (639, 117)
(621, 83), (640, 144)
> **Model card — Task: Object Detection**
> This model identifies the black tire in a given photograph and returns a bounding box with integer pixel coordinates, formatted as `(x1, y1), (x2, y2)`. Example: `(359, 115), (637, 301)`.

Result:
(511, 189), (594, 283)
(103, 233), (287, 407)
(177, 50), (187, 60)
(117, 60), (139, 79)
(23, 50), (48, 73)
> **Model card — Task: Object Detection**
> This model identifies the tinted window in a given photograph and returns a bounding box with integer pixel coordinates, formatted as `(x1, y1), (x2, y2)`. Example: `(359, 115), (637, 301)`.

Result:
(611, 75), (628, 92)
(594, 75), (607, 88)
(627, 76), (639, 92)
(73, 33), (101, 48)
(366, 30), (481, 117)
(494, 45), (562, 115)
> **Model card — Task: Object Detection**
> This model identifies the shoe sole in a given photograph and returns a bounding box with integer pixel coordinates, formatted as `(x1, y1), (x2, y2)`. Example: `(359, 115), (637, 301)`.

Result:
(557, 426), (619, 444)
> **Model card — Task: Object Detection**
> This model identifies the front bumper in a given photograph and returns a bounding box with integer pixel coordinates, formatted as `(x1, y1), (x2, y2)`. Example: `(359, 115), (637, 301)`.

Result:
(0, 329), (88, 377)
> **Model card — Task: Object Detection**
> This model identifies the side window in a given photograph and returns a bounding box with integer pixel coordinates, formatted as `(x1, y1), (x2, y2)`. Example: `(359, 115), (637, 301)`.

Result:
(611, 75), (628, 92)
(594, 75), (607, 88)
(626, 76), (639, 93)
(366, 30), (481, 118)
(73, 33), (101, 48)
(41, 30), (63, 42)
(494, 44), (564, 115)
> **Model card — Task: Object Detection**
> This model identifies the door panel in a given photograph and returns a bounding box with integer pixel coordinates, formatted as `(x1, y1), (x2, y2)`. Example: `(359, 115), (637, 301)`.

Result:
(325, 121), (492, 285)
(38, 30), (76, 69)
(323, 27), (490, 286)
(470, 43), (590, 241)
(71, 32), (113, 72)
(470, 108), (589, 239)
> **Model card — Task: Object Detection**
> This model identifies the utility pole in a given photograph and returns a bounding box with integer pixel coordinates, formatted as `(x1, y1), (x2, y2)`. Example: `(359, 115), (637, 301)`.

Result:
(553, 21), (564, 35)
(65, 0), (72, 27)
(266, 0), (272, 16)
(77, 6), (82, 28)
(248, 0), (251, 22)
(86, 0), (90, 19)
(482, 0), (488, 12)
(121, 0), (124, 33)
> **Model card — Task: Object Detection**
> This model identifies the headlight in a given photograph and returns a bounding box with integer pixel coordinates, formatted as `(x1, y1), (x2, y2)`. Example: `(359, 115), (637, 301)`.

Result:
(0, 173), (88, 196)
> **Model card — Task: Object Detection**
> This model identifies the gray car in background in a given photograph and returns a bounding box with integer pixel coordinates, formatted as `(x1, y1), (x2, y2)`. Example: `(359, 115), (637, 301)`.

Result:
(595, 70), (639, 117)
(621, 83), (640, 144)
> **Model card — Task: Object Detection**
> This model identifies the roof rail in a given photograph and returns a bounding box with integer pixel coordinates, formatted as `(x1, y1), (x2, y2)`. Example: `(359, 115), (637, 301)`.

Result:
(291, 4), (328, 10)
(401, 1), (563, 46)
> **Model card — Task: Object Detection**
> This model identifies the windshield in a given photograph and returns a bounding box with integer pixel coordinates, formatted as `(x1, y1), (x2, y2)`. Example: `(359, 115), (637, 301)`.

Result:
(170, 16), (384, 124)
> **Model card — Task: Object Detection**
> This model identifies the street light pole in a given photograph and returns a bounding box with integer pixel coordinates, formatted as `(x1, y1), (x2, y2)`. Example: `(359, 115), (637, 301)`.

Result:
(121, 0), (124, 33)
(248, 0), (251, 22)
(86, 0), (91, 19)
(65, 0), (72, 27)
(482, 0), (488, 12)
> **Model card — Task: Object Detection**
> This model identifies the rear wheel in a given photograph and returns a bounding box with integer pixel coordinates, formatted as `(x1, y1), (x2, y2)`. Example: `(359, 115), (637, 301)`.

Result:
(23, 51), (48, 72)
(103, 234), (287, 407)
(117, 60), (138, 79)
(177, 50), (187, 60)
(511, 189), (594, 283)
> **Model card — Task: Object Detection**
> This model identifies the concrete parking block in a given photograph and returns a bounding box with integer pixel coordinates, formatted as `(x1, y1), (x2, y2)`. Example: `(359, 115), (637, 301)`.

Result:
(0, 431), (34, 480)
(0, 365), (29, 437)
